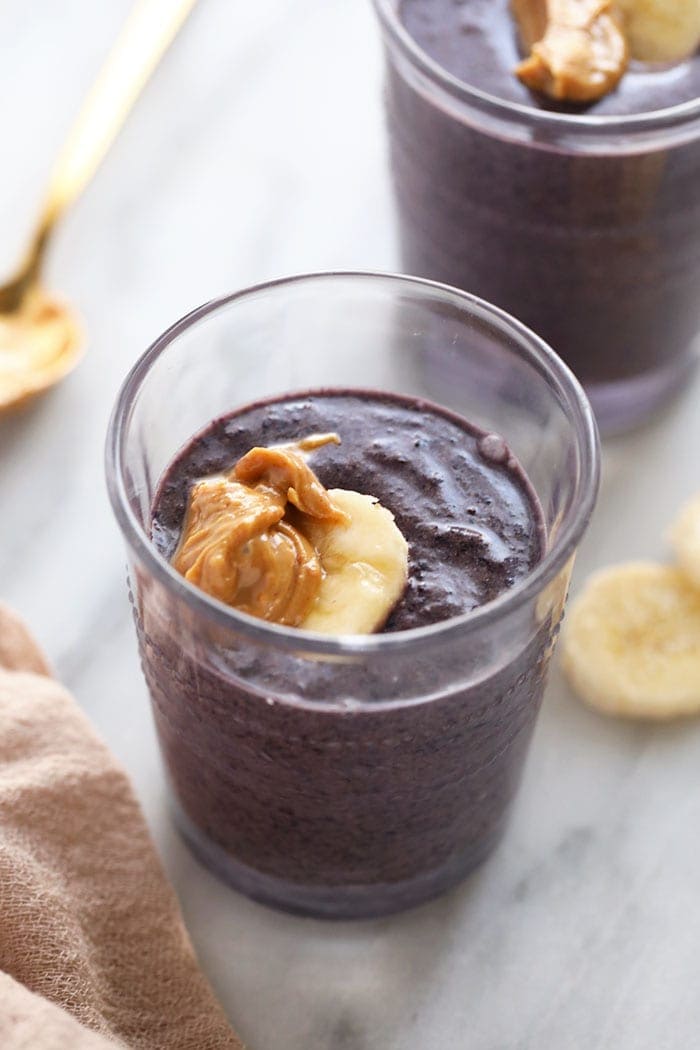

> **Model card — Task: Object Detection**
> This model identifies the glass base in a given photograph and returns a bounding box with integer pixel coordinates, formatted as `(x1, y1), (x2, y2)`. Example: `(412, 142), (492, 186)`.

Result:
(585, 349), (699, 436)
(172, 800), (503, 920)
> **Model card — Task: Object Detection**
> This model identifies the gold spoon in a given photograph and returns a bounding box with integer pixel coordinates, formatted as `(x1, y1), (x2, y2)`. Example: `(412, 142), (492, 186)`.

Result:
(0, 0), (198, 412)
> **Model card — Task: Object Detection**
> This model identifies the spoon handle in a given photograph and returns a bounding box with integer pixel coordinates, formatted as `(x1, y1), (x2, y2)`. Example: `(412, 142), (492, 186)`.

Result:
(37, 0), (198, 238)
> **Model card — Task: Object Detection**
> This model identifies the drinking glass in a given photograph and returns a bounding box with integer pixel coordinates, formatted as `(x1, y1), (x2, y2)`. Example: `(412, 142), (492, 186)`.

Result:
(373, 0), (700, 433)
(106, 271), (599, 918)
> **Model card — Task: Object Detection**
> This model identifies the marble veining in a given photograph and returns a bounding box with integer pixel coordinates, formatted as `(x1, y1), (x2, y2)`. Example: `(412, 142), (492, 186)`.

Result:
(2, 2), (700, 1048)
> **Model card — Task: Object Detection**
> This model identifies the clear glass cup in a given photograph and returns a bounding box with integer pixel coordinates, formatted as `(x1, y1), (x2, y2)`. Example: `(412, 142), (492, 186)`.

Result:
(372, 0), (700, 435)
(106, 271), (599, 919)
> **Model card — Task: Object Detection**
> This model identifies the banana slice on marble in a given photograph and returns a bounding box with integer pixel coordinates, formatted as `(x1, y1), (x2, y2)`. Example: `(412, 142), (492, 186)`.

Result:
(560, 561), (700, 720)
(616, 0), (700, 63)
(301, 489), (409, 635)
(668, 495), (700, 589)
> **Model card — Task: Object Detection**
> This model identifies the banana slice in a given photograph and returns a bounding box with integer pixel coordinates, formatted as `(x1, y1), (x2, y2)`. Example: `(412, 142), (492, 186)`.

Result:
(301, 489), (409, 635)
(616, 0), (700, 63)
(668, 495), (700, 589)
(560, 561), (700, 719)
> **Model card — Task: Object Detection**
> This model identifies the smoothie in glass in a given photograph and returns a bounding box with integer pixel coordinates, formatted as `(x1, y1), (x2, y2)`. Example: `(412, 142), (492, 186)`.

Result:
(375, 0), (700, 432)
(106, 272), (599, 918)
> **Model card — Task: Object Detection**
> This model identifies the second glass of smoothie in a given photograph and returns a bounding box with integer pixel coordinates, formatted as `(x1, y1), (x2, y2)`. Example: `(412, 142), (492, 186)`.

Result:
(107, 272), (599, 918)
(373, 0), (700, 433)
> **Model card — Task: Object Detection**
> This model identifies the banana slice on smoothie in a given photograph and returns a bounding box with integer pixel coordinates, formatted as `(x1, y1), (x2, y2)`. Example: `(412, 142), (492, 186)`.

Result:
(561, 562), (700, 719)
(173, 434), (409, 636)
(616, 0), (700, 63)
(668, 495), (700, 589)
(301, 489), (409, 635)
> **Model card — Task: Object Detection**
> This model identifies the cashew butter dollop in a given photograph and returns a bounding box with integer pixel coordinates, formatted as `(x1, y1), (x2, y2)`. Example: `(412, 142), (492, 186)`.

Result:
(512, 0), (629, 101)
(511, 0), (699, 103)
(172, 433), (409, 635)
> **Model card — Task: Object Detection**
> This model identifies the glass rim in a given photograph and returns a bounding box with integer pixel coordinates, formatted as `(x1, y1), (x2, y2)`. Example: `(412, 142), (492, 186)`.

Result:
(105, 270), (600, 658)
(371, 0), (700, 148)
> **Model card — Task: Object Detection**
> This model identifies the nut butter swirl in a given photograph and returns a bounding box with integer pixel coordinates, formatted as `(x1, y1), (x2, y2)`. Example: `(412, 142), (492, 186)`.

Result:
(172, 434), (346, 626)
(513, 0), (628, 102)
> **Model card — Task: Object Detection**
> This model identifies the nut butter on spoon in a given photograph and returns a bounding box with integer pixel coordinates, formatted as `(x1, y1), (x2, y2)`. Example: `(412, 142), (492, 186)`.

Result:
(0, 0), (198, 413)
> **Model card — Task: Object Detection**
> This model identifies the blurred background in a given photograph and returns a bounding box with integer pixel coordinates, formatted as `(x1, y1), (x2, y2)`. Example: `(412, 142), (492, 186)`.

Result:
(0, 0), (394, 672)
(2, 3), (700, 1049)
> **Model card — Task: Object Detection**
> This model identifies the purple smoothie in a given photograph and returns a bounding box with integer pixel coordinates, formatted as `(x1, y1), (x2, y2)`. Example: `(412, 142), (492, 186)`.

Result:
(152, 391), (544, 629)
(141, 390), (553, 917)
(380, 0), (700, 429)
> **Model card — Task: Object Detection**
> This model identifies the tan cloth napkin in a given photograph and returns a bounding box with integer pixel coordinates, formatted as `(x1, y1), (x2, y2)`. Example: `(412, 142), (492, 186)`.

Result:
(0, 604), (244, 1049)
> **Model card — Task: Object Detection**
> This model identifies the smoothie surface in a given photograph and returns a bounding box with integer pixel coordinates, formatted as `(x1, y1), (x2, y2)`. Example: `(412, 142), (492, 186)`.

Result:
(152, 389), (545, 632)
(399, 0), (700, 116)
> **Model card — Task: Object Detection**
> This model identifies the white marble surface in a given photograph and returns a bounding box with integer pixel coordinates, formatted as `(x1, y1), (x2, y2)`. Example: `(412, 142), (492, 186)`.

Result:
(3, 3), (700, 1048)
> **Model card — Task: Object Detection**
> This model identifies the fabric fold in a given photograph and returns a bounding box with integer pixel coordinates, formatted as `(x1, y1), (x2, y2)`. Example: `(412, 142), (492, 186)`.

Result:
(0, 604), (242, 1050)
